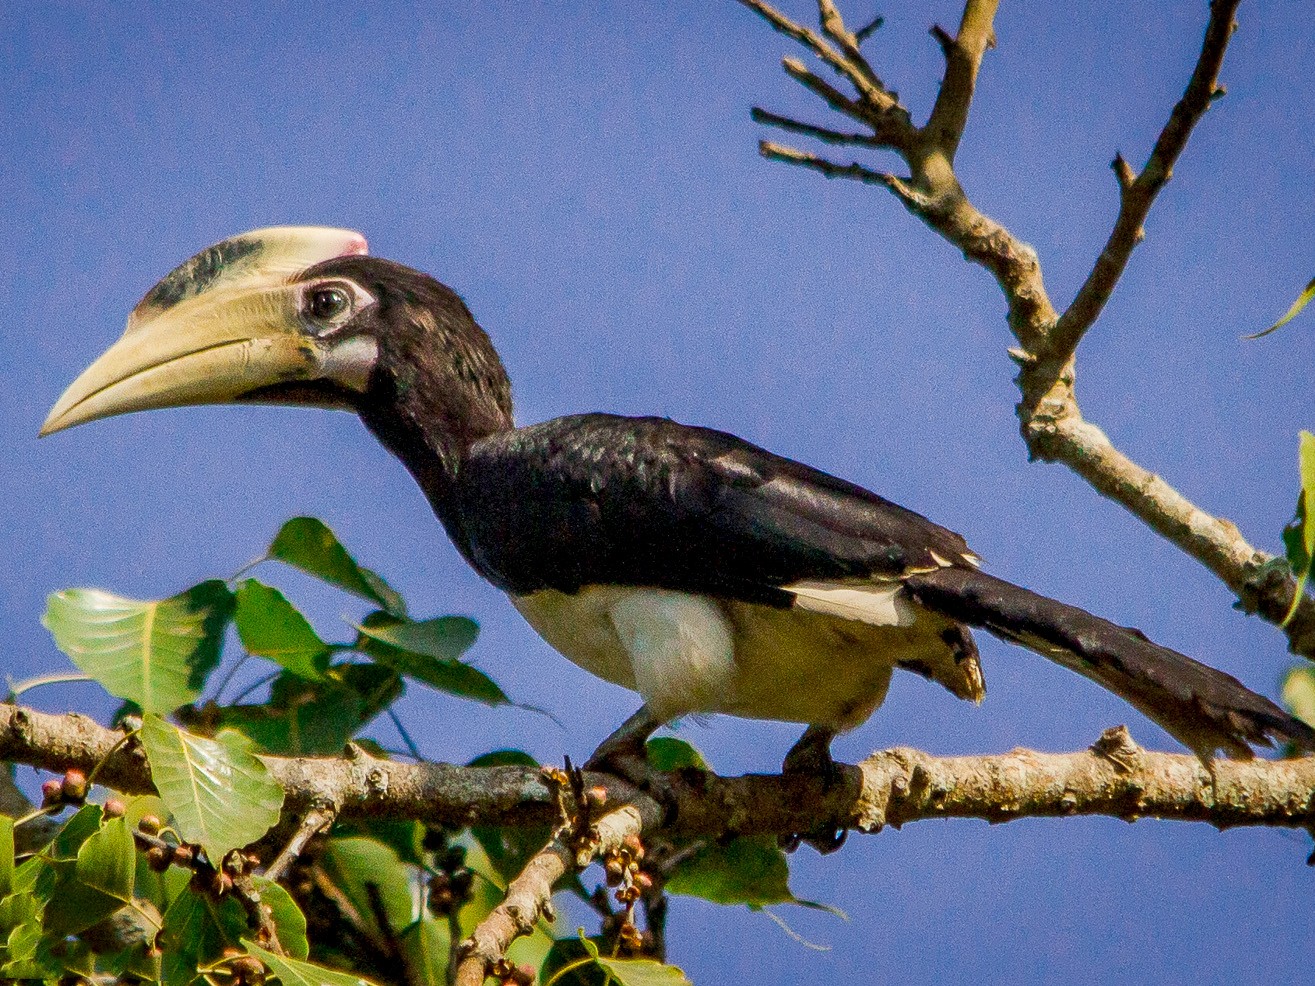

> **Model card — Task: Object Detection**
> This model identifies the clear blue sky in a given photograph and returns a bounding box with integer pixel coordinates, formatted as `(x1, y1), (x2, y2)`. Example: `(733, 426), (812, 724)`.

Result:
(4, 2), (1314, 982)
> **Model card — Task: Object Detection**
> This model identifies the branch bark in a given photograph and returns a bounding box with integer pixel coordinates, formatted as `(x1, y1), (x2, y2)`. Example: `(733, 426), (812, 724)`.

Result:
(738, 0), (1315, 657)
(5, 706), (1314, 837)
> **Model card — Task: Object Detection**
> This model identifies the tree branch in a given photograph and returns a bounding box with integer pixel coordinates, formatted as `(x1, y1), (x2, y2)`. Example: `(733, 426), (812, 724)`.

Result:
(734, 0), (901, 114)
(923, 0), (999, 161)
(738, 0), (1315, 656)
(1050, 0), (1240, 360)
(5, 706), (1315, 839)
(453, 807), (648, 986)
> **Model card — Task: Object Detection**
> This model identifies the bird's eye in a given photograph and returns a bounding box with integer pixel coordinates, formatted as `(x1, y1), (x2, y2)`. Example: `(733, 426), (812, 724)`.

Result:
(308, 286), (350, 322)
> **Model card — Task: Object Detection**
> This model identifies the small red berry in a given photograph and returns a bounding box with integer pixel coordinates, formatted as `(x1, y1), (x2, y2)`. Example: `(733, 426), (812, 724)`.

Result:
(62, 769), (88, 802)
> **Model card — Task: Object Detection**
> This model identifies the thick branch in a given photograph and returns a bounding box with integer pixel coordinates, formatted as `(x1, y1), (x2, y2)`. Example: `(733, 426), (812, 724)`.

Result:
(5, 706), (1315, 838)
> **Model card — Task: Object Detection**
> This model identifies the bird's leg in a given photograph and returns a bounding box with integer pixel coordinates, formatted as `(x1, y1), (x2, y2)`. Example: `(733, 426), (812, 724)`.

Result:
(782, 725), (839, 781)
(583, 705), (661, 781)
(781, 725), (848, 854)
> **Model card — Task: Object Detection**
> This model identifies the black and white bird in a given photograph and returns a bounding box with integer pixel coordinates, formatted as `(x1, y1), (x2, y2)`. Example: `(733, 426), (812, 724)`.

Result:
(42, 227), (1315, 773)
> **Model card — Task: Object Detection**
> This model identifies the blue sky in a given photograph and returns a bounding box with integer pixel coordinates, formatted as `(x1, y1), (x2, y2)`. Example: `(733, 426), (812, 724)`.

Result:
(3, 2), (1314, 982)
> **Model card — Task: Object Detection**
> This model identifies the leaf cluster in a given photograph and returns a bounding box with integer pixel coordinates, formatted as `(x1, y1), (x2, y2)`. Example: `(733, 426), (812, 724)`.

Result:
(4, 518), (829, 984)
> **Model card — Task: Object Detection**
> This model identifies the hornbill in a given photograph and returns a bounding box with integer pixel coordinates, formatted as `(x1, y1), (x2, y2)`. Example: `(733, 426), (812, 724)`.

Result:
(42, 227), (1315, 777)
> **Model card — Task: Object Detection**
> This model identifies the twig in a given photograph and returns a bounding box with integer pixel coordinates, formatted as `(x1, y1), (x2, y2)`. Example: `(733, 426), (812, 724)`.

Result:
(1049, 0), (1241, 360)
(751, 106), (881, 147)
(264, 804), (337, 882)
(815, 0), (886, 92)
(453, 806), (649, 986)
(387, 707), (423, 761)
(758, 141), (932, 214)
(733, 0), (898, 113)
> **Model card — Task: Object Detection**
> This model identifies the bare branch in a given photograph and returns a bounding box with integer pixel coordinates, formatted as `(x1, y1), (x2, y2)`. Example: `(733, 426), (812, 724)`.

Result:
(453, 807), (646, 986)
(759, 140), (931, 212)
(737, 0), (1315, 655)
(1050, 0), (1241, 359)
(752, 107), (882, 147)
(854, 14), (884, 45)
(734, 0), (904, 114)
(816, 0), (886, 92)
(923, 0), (1000, 160)
(780, 55), (863, 117)
(264, 804), (336, 882)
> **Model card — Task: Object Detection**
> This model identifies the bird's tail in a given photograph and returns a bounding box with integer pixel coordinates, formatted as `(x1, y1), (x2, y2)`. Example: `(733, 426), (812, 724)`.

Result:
(902, 566), (1315, 758)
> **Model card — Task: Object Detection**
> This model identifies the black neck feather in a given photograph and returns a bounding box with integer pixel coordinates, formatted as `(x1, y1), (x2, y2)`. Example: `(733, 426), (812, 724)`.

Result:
(324, 258), (513, 538)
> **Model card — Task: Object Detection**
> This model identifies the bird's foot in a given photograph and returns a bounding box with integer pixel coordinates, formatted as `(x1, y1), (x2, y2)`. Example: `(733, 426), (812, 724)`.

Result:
(782, 725), (842, 786)
(780, 726), (849, 855)
(581, 707), (678, 819)
(583, 732), (652, 790)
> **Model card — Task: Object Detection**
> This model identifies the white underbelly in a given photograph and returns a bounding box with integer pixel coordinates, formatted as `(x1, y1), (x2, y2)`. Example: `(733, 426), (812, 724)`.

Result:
(509, 585), (955, 730)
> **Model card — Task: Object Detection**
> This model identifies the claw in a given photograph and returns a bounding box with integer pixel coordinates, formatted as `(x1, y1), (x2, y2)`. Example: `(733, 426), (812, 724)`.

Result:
(781, 725), (850, 853)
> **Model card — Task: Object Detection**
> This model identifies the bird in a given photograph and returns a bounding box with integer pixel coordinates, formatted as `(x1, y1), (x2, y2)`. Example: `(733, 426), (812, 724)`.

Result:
(42, 226), (1315, 780)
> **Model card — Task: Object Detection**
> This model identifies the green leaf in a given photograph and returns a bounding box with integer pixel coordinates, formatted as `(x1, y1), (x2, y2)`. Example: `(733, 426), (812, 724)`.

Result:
(1245, 275), (1315, 339)
(356, 613), (478, 661)
(268, 517), (406, 617)
(570, 935), (693, 986)
(245, 939), (380, 986)
(252, 876), (309, 959)
(1282, 431), (1315, 625)
(221, 663), (402, 756)
(159, 886), (248, 986)
(356, 613), (506, 705)
(540, 936), (611, 986)
(1, 890), (49, 981)
(102, 938), (164, 982)
(665, 834), (795, 907)
(399, 916), (451, 986)
(220, 671), (365, 756)
(318, 836), (416, 940)
(331, 819), (428, 868)
(140, 714), (284, 861)
(43, 580), (233, 714)
(40, 863), (121, 937)
(75, 816), (135, 903)
(47, 802), (105, 861)
(36, 815), (138, 938)
(0, 817), (12, 899)
(1282, 665), (1315, 728)
(234, 579), (330, 680)
(645, 737), (708, 771)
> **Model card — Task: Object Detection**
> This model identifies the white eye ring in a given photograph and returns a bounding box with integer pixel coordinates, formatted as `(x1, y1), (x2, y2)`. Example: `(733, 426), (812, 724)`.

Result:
(300, 279), (376, 335)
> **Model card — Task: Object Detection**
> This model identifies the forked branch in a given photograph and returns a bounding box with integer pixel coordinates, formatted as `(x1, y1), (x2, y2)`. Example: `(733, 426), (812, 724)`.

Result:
(736, 0), (1315, 656)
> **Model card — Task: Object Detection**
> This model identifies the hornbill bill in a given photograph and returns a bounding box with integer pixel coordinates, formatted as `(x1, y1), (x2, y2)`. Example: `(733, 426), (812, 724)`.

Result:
(42, 227), (1315, 777)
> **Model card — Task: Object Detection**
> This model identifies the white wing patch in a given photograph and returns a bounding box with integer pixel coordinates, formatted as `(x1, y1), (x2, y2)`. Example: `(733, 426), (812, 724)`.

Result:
(785, 580), (917, 627)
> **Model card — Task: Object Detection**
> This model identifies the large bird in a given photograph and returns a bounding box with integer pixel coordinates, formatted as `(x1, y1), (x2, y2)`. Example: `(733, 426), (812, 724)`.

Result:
(42, 227), (1315, 775)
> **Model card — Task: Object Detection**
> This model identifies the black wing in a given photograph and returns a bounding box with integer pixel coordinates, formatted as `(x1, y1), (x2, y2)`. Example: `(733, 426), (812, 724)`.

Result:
(457, 413), (976, 601)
